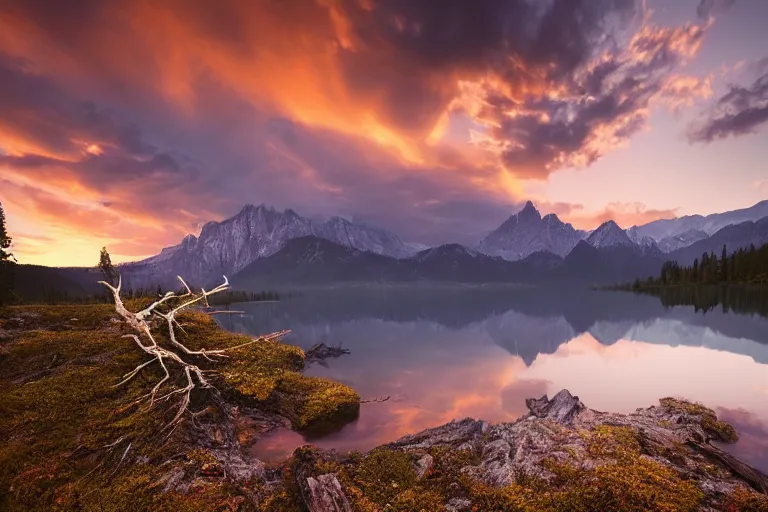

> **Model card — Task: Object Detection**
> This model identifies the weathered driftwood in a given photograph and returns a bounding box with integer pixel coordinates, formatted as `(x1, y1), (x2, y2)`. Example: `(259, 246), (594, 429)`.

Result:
(304, 342), (350, 367)
(100, 275), (288, 426)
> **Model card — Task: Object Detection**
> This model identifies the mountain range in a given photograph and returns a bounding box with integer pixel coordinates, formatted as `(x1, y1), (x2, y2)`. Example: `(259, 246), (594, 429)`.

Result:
(115, 200), (768, 289)
(120, 205), (417, 289)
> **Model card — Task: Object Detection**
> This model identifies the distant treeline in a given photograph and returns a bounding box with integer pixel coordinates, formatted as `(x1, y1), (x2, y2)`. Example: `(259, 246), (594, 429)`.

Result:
(19, 286), (167, 306)
(205, 290), (282, 306)
(603, 242), (768, 318)
(16, 286), (283, 306)
(626, 242), (768, 289)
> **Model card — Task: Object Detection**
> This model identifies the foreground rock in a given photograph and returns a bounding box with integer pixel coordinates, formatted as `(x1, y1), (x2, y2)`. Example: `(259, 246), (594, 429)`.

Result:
(285, 390), (768, 512)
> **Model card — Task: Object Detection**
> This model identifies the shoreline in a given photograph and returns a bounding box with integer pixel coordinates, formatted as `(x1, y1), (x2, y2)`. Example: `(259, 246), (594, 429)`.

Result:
(2, 303), (767, 511)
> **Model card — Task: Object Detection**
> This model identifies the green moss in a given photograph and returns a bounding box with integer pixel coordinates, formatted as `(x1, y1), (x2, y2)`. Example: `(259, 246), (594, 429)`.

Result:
(390, 488), (445, 512)
(701, 415), (738, 442)
(587, 425), (641, 460)
(175, 312), (360, 433)
(276, 372), (360, 433)
(720, 485), (768, 512)
(659, 397), (738, 442)
(534, 423), (704, 511)
(351, 448), (418, 506)
(547, 458), (703, 512)
(462, 479), (535, 512)
(0, 304), (359, 511)
(261, 490), (300, 512)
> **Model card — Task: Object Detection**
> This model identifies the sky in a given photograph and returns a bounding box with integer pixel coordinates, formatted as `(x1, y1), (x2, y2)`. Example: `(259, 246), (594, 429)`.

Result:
(0, 0), (767, 266)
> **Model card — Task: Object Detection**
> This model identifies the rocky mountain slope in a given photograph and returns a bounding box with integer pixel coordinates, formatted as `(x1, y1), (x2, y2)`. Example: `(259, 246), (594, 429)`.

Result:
(668, 217), (768, 265)
(232, 236), (534, 287)
(476, 201), (584, 260)
(556, 240), (663, 284)
(120, 205), (416, 288)
(657, 228), (710, 253)
(586, 220), (636, 249)
(630, 199), (768, 242)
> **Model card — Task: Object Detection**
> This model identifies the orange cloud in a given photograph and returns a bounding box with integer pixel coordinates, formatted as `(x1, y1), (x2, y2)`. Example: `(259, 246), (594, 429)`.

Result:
(0, 0), (722, 265)
(561, 202), (679, 230)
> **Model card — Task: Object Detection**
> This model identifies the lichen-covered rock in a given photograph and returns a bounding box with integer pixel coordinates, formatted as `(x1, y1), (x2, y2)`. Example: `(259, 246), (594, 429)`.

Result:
(388, 417), (488, 450)
(415, 453), (434, 479)
(388, 389), (768, 511)
(445, 497), (472, 511)
(306, 474), (353, 512)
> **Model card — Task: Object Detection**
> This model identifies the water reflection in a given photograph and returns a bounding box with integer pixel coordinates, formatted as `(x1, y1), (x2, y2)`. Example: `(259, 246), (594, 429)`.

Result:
(216, 287), (768, 471)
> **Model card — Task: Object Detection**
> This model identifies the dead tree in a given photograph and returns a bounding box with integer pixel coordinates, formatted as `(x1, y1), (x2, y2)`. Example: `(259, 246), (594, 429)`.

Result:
(100, 275), (288, 427)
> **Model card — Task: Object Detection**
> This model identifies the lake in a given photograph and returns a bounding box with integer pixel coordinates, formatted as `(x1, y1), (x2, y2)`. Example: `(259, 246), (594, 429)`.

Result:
(214, 286), (768, 472)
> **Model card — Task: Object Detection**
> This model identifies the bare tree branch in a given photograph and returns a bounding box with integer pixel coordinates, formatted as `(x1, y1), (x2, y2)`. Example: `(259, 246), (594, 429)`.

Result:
(101, 275), (289, 427)
(360, 396), (390, 404)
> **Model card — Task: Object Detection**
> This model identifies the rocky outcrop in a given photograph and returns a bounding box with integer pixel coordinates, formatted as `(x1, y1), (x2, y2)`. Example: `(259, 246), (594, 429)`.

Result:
(268, 389), (768, 511)
(524, 388), (584, 424)
(385, 390), (768, 510)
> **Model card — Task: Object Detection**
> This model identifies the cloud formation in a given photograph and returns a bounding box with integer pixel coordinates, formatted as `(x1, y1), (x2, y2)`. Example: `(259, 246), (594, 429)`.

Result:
(696, 0), (737, 20)
(0, 0), (734, 264)
(688, 61), (768, 142)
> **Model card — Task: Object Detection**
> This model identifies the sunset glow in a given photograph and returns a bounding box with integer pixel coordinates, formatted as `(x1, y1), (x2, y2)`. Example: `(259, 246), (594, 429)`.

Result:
(1, 0), (767, 266)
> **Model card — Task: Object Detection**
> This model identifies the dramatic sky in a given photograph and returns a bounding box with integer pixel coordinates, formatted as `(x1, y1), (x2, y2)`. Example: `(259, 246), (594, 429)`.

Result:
(1, 0), (767, 266)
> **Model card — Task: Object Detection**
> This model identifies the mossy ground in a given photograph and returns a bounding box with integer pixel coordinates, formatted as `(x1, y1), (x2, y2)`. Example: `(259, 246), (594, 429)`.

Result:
(659, 397), (739, 442)
(0, 304), (359, 511)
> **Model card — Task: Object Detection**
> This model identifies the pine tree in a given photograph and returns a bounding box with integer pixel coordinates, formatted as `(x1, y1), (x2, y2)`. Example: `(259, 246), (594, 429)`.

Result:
(0, 201), (16, 306)
(98, 247), (119, 286)
(720, 244), (728, 281)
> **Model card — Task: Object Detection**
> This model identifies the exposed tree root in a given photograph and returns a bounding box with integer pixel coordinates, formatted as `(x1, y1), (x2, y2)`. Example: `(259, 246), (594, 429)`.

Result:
(100, 275), (289, 428)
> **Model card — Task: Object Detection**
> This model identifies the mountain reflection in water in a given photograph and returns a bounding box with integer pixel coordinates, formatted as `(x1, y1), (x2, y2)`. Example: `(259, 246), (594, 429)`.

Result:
(214, 286), (768, 471)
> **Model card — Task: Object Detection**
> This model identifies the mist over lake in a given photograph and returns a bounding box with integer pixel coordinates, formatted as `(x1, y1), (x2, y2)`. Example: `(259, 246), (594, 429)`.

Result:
(214, 286), (768, 472)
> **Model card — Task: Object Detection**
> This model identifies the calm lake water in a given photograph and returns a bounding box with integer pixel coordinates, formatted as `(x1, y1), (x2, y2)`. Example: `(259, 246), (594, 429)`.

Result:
(215, 286), (768, 471)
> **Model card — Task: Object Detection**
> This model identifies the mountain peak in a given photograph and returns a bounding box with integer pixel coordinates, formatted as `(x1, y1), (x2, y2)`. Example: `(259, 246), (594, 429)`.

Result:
(518, 200), (539, 219)
(327, 216), (351, 225)
(586, 220), (635, 249)
(542, 213), (564, 226)
(415, 243), (478, 262)
(238, 203), (268, 215)
(476, 201), (581, 260)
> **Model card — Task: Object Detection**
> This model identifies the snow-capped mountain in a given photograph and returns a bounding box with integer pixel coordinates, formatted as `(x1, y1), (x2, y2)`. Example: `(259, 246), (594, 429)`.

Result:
(656, 229), (709, 253)
(585, 220), (636, 249)
(120, 204), (416, 288)
(476, 201), (585, 260)
(630, 200), (768, 242)
(637, 236), (663, 258)
(117, 199), (768, 290)
(312, 216), (416, 259)
(668, 217), (768, 265)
